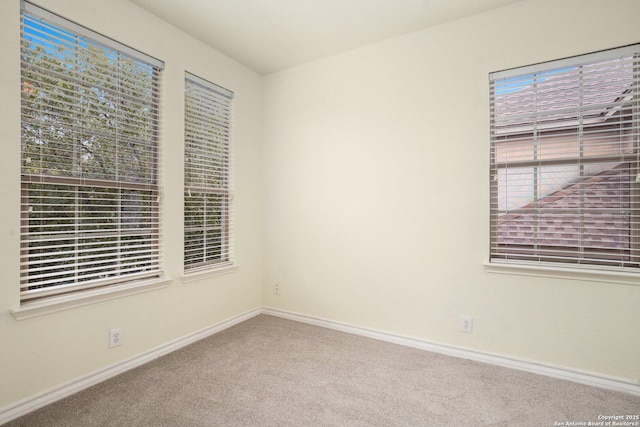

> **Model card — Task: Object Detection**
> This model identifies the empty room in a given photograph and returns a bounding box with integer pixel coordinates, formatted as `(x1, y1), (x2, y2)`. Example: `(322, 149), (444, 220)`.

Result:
(1, 0), (639, 425)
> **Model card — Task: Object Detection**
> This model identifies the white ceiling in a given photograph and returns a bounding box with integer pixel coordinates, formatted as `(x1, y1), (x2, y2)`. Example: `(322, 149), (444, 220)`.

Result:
(129, 0), (523, 75)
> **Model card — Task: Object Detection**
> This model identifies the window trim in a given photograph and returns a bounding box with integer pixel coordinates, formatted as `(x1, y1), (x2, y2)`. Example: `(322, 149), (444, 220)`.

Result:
(488, 44), (640, 275)
(19, 1), (165, 304)
(483, 262), (640, 287)
(181, 264), (238, 284)
(183, 72), (235, 276)
(11, 276), (171, 320)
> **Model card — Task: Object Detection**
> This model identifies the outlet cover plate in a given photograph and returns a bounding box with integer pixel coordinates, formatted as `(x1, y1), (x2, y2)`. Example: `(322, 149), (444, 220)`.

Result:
(109, 328), (122, 348)
(461, 316), (473, 333)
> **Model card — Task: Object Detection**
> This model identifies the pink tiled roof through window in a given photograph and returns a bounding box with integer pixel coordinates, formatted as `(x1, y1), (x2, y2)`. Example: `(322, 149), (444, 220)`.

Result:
(497, 164), (630, 250)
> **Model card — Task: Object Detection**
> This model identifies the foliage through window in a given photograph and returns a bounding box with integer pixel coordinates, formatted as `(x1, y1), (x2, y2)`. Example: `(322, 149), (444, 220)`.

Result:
(20, 2), (164, 302)
(184, 73), (234, 272)
(489, 45), (640, 272)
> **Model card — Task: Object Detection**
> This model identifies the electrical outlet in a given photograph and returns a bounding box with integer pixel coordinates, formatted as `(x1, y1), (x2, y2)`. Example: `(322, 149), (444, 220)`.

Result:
(460, 316), (473, 333)
(109, 328), (122, 348)
(274, 283), (280, 295)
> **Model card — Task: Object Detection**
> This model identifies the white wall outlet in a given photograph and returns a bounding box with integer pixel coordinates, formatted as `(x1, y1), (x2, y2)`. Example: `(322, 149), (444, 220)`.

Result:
(109, 328), (122, 348)
(460, 316), (473, 333)
(274, 283), (280, 295)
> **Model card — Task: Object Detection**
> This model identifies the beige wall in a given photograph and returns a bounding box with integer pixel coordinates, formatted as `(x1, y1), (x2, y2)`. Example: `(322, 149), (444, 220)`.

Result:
(262, 0), (640, 381)
(0, 0), (264, 408)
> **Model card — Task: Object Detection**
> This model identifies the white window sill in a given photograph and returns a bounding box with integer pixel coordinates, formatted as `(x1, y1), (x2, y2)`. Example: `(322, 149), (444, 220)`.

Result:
(182, 264), (238, 284)
(10, 277), (172, 321)
(484, 262), (639, 286)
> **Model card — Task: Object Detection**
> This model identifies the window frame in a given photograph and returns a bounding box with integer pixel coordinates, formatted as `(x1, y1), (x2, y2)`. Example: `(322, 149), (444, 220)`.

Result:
(183, 72), (235, 278)
(18, 1), (166, 306)
(488, 44), (640, 277)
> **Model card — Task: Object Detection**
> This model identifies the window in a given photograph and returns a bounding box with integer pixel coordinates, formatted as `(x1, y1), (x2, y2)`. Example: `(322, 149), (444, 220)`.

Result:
(184, 73), (234, 273)
(20, 2), (164, 303)
(489, 45), (640, 273)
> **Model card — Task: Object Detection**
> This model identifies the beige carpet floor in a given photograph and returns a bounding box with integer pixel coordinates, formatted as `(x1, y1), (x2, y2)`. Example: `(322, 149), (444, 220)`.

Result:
(6, 314), (640, 426)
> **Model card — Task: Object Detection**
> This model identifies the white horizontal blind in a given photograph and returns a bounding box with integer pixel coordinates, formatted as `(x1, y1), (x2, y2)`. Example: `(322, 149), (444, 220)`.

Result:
(184, 73), (234, 272)
(20, 2), (164, 302)
(489, 45), (640, 271)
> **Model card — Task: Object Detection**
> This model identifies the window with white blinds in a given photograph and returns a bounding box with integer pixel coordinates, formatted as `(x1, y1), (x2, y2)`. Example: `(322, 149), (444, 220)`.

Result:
(184, 73), (234, 273)
(20, 2), (164, 303)
(489, 44), (640, 272)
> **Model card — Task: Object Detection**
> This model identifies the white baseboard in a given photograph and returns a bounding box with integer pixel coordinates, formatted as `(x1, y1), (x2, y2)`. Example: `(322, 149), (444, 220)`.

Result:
(3, 305), (638, 425)
(0, 307), (262, 425)
(262, 307), (640, 397)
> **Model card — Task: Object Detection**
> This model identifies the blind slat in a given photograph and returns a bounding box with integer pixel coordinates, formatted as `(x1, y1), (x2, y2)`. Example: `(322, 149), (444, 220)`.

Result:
(489, 45), (640, 272)
(20, 4), (163, 302)
(184, 74), (234, 272)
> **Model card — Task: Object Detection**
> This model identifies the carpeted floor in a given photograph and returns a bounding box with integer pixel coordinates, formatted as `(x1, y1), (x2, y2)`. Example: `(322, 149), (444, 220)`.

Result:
(6, 314), (640, 426)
